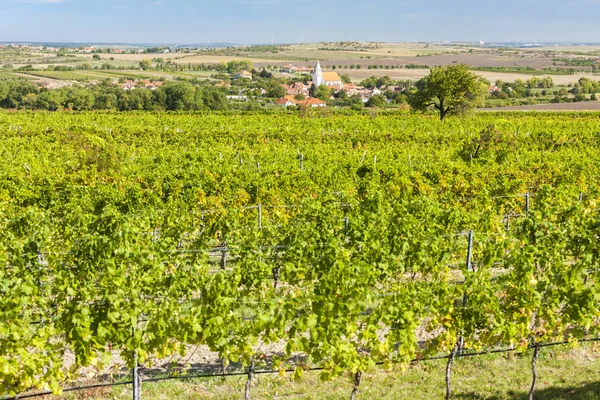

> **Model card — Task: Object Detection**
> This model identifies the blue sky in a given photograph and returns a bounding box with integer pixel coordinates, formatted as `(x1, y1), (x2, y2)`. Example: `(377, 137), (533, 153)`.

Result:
(1, 0), (599, 44)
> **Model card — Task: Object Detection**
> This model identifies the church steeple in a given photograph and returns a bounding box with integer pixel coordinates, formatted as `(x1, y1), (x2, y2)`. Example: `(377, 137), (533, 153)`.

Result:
(313, 61), (324, 86)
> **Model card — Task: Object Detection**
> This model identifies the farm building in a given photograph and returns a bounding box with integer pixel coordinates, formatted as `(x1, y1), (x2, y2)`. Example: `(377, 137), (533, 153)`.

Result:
(234, 70), (253, 80)
(282, 64), (315, 74)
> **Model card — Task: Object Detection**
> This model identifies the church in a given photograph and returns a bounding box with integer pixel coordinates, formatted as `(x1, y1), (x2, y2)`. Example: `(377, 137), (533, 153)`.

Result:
(312, 61), (343, 90)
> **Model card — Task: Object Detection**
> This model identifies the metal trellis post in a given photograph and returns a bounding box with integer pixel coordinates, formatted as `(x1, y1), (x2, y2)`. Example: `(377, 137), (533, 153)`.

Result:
(257, 204), (262, 229)
(459, 230), (474, 352)
(133, 349), (140, 400)
(38, 251), (48, 376)
(220, 241), (227, 270)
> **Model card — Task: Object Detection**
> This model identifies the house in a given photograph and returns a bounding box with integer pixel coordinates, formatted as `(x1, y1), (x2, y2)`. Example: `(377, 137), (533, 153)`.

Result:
(345, 85), (366, 97)
(297, 97), (327, 107)
(489, 85), (501, 94)
(313, 62), (343, 90)
(276, 96), (327, 108)
(282, 82), (310, 96)
(137, 79), (164, 90)
(215, 81), (230, 87)
(276, 97), (296, 107)
(281, 64), (315, 74)
(293, 66), (315, 74)
(234, 70), (253, 80)
(122, 80), (136, 90)
(281, 64), (295, 73)
(82, 47), (94, 53)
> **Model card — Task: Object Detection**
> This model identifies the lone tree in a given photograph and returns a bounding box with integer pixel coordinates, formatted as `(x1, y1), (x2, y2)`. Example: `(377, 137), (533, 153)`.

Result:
(139, 59), (152, 71)
(409, 64), (488, 120)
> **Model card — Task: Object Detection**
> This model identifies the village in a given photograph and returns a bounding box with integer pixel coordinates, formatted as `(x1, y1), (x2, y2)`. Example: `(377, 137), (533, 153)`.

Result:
(18, 59), (406, 108)
(196, 61), (408, 107)
(275, 61), (405, 107)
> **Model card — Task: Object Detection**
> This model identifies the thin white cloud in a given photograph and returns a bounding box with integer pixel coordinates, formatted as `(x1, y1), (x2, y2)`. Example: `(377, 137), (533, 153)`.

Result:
(9, 0), (66, 3)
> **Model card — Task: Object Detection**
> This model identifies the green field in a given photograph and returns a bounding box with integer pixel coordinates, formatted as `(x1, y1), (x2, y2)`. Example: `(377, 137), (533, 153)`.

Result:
(17, 70), (110, 81)
(4, 69), (217, 84)
(1, 111), (600, 399)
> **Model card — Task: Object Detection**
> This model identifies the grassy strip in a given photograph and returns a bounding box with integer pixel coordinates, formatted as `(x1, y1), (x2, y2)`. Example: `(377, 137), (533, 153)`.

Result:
(40, 342), (600, 400)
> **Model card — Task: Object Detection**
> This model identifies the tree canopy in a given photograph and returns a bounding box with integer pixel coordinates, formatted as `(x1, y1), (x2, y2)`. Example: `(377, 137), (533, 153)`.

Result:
(409, 64), (488, 120)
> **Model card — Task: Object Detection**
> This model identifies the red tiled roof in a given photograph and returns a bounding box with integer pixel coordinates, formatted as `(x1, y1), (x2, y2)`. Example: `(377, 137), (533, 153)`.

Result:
(297, 97), (326, 105)
(276, 98), (295, 105)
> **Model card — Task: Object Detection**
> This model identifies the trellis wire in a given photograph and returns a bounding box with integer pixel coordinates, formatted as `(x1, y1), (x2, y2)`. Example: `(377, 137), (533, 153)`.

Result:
(4, 337), (599, 400)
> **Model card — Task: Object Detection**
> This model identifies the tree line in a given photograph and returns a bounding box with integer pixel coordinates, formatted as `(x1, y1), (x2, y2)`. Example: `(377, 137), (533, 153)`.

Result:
(0, 79), (230, 111)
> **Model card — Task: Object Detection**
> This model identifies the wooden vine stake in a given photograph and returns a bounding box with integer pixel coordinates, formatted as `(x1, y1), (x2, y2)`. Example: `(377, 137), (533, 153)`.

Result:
(132, 324), (141, 400)
(350, 371), (362, 400)
(528, 343), (541, 400)
(244, 360), (255, 400)
(445, 343), (459, 400)
(220, 241), (227, 270)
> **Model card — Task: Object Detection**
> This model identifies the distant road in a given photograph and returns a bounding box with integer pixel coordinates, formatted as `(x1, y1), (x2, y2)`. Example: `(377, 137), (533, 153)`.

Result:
(480, 102), (600, 111)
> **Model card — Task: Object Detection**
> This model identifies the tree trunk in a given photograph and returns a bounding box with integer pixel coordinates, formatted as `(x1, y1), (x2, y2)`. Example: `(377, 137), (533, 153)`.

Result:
(529, 343), (541, 400)
(439, 98), (446, 121)
(350, 371), (362, 400)
(445, 343), (459, 400)
(244, 360), (255, 400)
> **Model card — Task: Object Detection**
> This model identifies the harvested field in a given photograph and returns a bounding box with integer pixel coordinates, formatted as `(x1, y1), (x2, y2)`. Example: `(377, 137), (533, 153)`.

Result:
(531, 45), (600, 53)
(341, 68), (599, 86)
(259, 52), (571, 70)
(11, 72), (74, 88)
(481, 101), (600, 111)
(174, 54), (288, 64)
(81, 53), (188, 62)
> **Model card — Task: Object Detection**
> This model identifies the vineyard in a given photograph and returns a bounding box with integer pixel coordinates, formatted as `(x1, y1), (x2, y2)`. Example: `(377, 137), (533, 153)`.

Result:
(1, 110), (600, 399)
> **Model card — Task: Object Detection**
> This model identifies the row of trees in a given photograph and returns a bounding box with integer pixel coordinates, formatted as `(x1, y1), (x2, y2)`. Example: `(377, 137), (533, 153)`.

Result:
(0, 80), (229, 111)
(0, 64), (486, 118)
(11, 64), (587, 118)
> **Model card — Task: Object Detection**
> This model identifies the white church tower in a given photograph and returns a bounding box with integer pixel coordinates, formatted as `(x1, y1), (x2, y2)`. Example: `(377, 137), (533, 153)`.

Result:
(313, 61), (324, 86)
